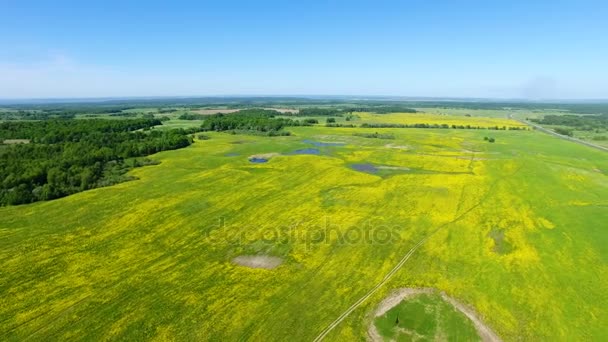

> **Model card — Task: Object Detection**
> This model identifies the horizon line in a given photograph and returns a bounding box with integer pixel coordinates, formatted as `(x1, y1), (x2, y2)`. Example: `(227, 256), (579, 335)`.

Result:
(1, 95), (608, 105)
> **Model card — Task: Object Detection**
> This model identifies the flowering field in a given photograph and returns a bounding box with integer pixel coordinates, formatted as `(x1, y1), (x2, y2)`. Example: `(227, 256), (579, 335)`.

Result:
(1, 114), (606, 341)
(357, 112), (528, 128)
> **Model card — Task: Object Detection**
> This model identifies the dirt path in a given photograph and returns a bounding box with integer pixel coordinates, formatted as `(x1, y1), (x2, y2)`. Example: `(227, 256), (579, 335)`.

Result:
(440, 292), (502, 342)
(312, 150), (514, 341)
(367, 288), (501, 342)
(312, 232), (438, 342)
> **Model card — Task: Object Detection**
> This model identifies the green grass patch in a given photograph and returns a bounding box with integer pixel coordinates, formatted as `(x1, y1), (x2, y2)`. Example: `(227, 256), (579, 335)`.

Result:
(375, 293), (480, 341)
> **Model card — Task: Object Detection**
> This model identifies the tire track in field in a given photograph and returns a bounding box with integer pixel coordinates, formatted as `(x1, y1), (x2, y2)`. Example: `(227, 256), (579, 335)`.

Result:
(313, 155), (520, 341)
(312, 203), (476, 342)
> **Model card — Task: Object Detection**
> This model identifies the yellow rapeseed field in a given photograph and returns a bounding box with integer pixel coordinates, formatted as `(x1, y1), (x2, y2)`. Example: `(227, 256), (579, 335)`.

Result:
(1, 114), (606, 341)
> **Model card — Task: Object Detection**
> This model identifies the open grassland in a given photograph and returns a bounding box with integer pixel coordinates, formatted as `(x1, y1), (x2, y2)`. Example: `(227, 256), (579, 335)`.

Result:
(573, 130), (608, 147)
(0, 113), (607, 341)
(416, 107), (517, 118)
(357, 112), (527, 129)
(155, 119), (206, 131)
(416, 107), (569, 120)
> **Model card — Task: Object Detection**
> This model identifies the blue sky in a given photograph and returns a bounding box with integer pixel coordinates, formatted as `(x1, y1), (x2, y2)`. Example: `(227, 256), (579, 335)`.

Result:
(1, 0), (607, 99)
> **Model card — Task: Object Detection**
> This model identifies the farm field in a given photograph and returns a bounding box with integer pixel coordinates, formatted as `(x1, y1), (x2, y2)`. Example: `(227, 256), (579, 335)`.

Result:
(356, 112), (528, 129)
(1, 113), (607, 341)
(573, 130), (608, 148)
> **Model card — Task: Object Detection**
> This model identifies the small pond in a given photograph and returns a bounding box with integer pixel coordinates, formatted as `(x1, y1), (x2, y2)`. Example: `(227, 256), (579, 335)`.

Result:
(351, 163), (378, 173)
(288, 148), (321, 155)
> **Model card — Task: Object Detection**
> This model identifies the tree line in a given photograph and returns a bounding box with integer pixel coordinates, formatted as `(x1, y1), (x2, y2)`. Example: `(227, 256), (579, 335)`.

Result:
(295, 108), (345, 116)
(0, 118), (162, 142)
(531, 114), (608, 131)
(199, 109), (312, 135)
(347, 106), (417, 114)
(0, 119), (193, 205)
(360, 123), (528, 130)
(179, 113), (207, 120)
(286, 106), (418, 116)
(0, 110), (76, 120)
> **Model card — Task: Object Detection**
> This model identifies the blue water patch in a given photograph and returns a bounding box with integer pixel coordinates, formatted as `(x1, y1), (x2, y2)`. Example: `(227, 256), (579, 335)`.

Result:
(249, 157), (268, 163)
(288, 148), (321, 155)
(350, 163), (472, 176)
(351, 163), (378, 173)
(303, 139), (345, 147)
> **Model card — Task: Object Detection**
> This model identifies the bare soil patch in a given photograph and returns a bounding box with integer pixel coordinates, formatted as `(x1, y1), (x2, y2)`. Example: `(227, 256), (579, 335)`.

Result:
(232, 255), (283, 269)
(192, 109), (241, 115)
(377, 166), (410, 171)
(249, 152), (280, 159)
(2, 139), (30, 144)
(384, 143), (412, 150)
(263, 107), (298, 114)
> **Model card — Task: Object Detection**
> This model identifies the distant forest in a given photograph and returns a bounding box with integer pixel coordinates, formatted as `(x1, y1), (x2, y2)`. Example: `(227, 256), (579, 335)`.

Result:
(531, 114), (608, 130)
(2, 97), (607, 115)
(200, 109), (312, 135)
(0, 119), (193, 205)
(360, 123), (528, 130)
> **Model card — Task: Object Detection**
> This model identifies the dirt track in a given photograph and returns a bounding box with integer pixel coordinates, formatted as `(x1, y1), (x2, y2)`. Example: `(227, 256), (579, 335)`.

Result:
(312, 150), (512, 341)
(367, 288), (501, 342)
(440, 292), (502, 342)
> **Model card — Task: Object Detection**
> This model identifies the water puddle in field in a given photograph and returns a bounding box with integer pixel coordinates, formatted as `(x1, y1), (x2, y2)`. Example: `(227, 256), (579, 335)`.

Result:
(351, 163), (411, 174)
(303, 139), (345, 147)
(232, 255), (283, 269)
(287, 148), (321, 155)
(248, 153), (280, 163)
(351, 163), (379, 173)
(350, 163), (470, 176)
